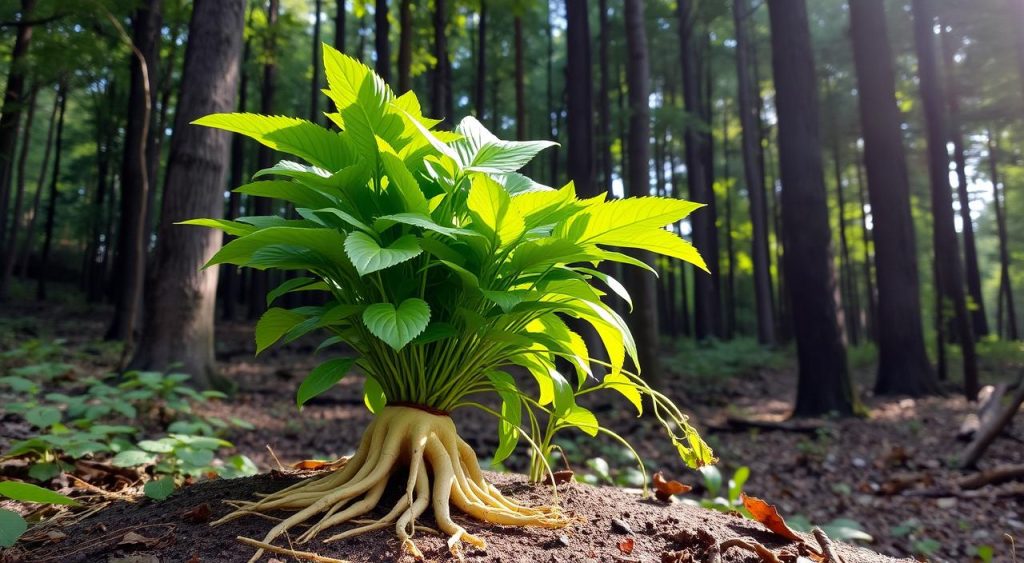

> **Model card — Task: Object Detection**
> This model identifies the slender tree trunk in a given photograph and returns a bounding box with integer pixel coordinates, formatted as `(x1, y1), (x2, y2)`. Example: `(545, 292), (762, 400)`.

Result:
(223, 20), (253, 321)
(546, 2), (556, 183)
(107, 0), (162, 341)
(597, 0), (612, 195)
(0, 0), (36, 259)
(732, 0), (774, 344)
(831, 134), (859, 346)
(721, 106), (736, 339)
(431, 0), (450, 125)
(250, 0), (279, 319)
(514, 14), (525, 140)
(374, 0), (390, 83)
(397, 0), (412, 94)
(678, 0), (720, 341)
(36, 81), (67, 302)
(0, 86), (35, 300)
(131, 0), (245, 390)
(311, 0), (323, 121)
(87, 84), (119, 303)
(565, 0), (593, 197)
(939, 24), (988, 338)
(623, 0), (660, 383)
(16, 86), (57, 281)
(911, 0), (978, 400)
(335, 0), (346, 54)
(989, 129), (1018, 340)
(849, 0), (936, 394)
(766, 0), (853, 417)
(853, 154), (877, 341)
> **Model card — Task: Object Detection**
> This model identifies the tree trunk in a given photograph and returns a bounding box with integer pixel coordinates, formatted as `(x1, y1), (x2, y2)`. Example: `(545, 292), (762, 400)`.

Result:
(565, 0), (593, 197)
(825, 79), (859, 347)
(335, 0), (346, 54)
(678, 0), (720, 341)
(849, 0), (936, 395)
(16, 86), (57, 281)
(911, 0), (978, 400)
(721, 106), (736, 339)
(86, 84), (120, 303)
(623, 0), (659, 384)
(732, 0), (775, 345)
(311, 0), (323, 121)
(374, 0), (390, 83)
(0, 0), (36, 260)
(939, 24), (988, 338)
(514, 14), (525, 141)
(0, 86), (35, 300)
(36, 81), (67, 302)
(989, 129), (1018, 340)
(853, 156), (877, 341)
(223, 18), (253, 321)
(766, 0), (853, 417)
(107, 0), (162, 342)
(431, 0), (450, 125)
(397, 0), (412, 94)
(250, 0), (279, 319)
(131, 0), (245, 390)
(597, 0), (612, 196)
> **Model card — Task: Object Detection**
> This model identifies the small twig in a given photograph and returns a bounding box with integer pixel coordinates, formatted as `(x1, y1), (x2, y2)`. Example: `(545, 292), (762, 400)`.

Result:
(266, 444), (285, 471)
(236, 536), (351, 563)
(813, 527), (846, 563)
(720, 538), (783, 563)
(69, 475), (138, 501)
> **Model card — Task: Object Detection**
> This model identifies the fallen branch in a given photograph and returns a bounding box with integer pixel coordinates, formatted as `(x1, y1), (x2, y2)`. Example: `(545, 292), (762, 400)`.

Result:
(958, 384), (1008, 440)
(236, 537), (351, 563)
(720, 538), (783, 563)
(813, 527), (846, 563)
(958, 464), (1024, 490)
(960, 374), (1024, 468)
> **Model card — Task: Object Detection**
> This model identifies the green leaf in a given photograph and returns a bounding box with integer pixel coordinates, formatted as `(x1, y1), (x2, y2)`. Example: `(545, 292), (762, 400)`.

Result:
(467, 174), (525, 248)
(136, 439), (176, 454)
(362, 299), (431, 351)
(192, 113), (352, 171)
(27, 462), (61, 482)
(24, 406), (61, 428)
(0, 509), (27, 547)
(177, 218), (256, 237)
(266, 277), (318, 306)
(176, 448), (215, 468)
(485, 371), (521, 464)
(344, 231), (422, 276)
(297, 358), (356, 407)
(0, 481), (78, 506)
(374, 212), (475, 239)
(110, 450), (157, 468)
(560, 405), (599, 437)
(453, 116), (556, 172)
(604, 372), (643, 414)
(143, 477), (175, 501)
(255, 308), (308, 354)
(363, 376), (387, 413)
(234, 180), (337, 210)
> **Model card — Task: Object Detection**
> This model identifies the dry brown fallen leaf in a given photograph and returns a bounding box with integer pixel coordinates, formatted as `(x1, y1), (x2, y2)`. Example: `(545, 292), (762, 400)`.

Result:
(182, 502), (212, 524)
(118, 531), (162, 549)
(652, 471), (692, 501)
(551, 469), (575, 485)
(740, 493), (803, 543)
(617, 537), (635, 555)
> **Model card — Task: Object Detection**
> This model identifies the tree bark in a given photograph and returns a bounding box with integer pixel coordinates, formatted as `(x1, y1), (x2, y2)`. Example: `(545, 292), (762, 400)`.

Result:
(766, 0), (853, 417)
(597, 0), (612, 196)
(311, 0), (323, 121)
(565, 0), (593, 197)
(678, 0), (720, 341)
(335, 0), (346, 54)
(107, 0), (162, 342)
(853, 156), (877, 342)
(911, 0), (978, 400)
(36, 81), (67, 302)
(849, 0), (936, 395)
(721, 106), (736, 339)
(0, 86), (35, 300)
(623, 0), (660, 384)
(250, 0), (279, 319)
(989, 129), (1018, 340)
(397, 0), (412, 94)
(514, 14), (525, 141)
(431, 0), (450, 125)
(732, 0), (775, 345)
(16, 85), (57, 281)
(374, 0), (390, 83)
(0, 0), (36, 260)
(826, 79), (859, 347)
(940, 23), (988, 338)
(131, 0), (245, 390)
(223, 14), (254, 321)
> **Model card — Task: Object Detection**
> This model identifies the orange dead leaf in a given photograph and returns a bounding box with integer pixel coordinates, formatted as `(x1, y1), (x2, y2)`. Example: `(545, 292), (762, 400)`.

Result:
(291, 458), (346, 471)
(653, 471), (692, 501)
(617, 537), (635, 555)
(551, 470), (575, 485)
(740, 493), (803, 542)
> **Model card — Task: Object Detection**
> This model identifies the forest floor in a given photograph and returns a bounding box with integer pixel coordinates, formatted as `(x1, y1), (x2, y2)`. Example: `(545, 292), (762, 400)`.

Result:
(1, 292), (1023, 562)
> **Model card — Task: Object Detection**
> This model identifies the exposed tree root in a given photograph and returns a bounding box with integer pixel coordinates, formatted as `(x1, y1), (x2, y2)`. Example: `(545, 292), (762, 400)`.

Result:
(214, 406), (567, 562)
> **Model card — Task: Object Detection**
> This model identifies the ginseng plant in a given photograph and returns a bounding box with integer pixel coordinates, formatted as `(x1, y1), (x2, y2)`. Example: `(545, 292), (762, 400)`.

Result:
(186, 47), (715, 561)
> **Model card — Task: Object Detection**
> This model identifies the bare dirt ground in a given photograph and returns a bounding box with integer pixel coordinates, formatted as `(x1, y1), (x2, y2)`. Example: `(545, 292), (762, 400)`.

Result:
(2, 298), (1022, 562)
